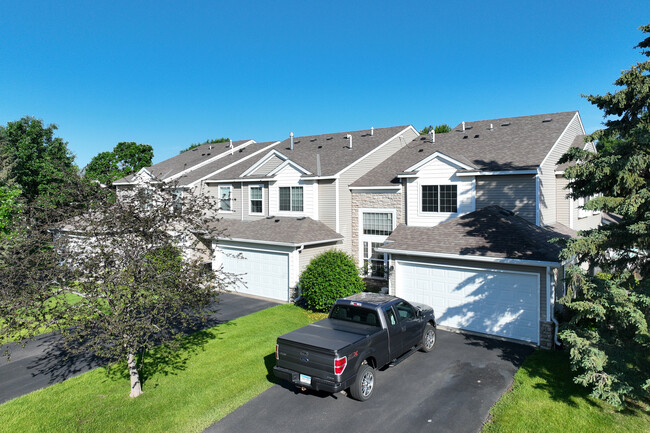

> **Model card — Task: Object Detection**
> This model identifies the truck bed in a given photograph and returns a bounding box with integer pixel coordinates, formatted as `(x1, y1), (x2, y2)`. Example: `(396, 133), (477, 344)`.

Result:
(277, 318), (382, 352)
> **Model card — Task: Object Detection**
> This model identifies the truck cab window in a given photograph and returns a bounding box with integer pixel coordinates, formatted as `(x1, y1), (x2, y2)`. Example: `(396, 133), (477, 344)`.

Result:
(383, 307), (397, 326)
(395, 301), (415, 321)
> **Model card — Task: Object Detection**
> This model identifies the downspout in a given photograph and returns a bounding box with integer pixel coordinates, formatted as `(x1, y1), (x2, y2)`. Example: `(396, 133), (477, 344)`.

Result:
(548, 266), (561, 347)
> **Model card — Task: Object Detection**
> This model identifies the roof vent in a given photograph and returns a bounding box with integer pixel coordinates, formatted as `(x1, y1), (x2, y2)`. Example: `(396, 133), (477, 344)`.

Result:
(290, 132), (294, 150)
(462, 121), (466, 132)
(501, 122), (511, 127)
(431, 130), (435, 143)
(346, 134), (353, 149)
(371, 126), (374, 136)
(229, 140), (234, 155)
(489, 123), (494, 130)
(326, 136), (333, 140)
(463, 135), (468, 139)
(418, 149), (424, 152)
(266, 215), (275, 219)
(474, 134), (479, 138)
(465, 125), (473, 130)
(542, 118), (553, 123)
(297, 216), (306, 221)
(317, 145), (322, 149)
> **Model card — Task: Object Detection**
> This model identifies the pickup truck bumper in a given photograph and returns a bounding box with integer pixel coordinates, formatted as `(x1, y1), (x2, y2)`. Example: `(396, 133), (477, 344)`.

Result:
(273, 366), (354, 394)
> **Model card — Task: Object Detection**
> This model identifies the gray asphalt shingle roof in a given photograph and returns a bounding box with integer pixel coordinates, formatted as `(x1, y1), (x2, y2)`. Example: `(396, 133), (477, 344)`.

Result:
(379, 205), (575, 263)
(352, 111), (578, 187)
(113, 140), (253, 184)
(206, 125), (412, 181)
(209, 217), (343, 245)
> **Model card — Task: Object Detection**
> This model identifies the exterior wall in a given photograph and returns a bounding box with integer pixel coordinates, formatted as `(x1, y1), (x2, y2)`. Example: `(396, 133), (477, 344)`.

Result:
(298, 242), (341, 273)
(555, 175), (570, 227)
(337, 127), (419, 255)
(241, 181), (270, 220)
(405, 158), (475, 227)
(250, 155), (284, 176)
(555, 174), (602, 230)
(318, 179), (337, 230)
(539, 113), (583, 225)
(268, 165), (317, 219)
(351, 190), (404, 264)
(476, 174), (537, 223)
(539, 321), (554, 349)
(203, 182), (244, 220)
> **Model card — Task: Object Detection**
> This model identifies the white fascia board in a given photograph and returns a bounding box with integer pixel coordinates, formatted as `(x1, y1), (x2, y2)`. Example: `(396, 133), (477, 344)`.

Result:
(348, 186), (402, 192)
(334, 126), (415, 177)
(214, 236), (343, 247)
(456, 170), (538, 177)
(404, 151), (474, 173)
(375, 247), (561, 268)
(267, 159), (312, 176)
(206, 178), (269, 183)
(112, 181), (134, 186)
(300, 175), (339, 181)
(396, 173), (418, 178)
(186, 141), (280, 187)
(167, 140), (256, 181)
(539, 112), (580, 168)
(240, 149), (289, 177)
(554, 170), (565, 175)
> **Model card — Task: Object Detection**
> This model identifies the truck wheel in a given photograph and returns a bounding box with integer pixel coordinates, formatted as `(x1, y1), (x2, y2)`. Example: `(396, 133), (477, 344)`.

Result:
(420, 323), (436, 352)
(350, 364), (375, 401)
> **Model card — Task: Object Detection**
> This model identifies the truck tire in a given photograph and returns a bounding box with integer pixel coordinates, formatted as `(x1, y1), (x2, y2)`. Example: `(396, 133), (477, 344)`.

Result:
(350, 363), (375, 401)
(420, 323), (436, 352)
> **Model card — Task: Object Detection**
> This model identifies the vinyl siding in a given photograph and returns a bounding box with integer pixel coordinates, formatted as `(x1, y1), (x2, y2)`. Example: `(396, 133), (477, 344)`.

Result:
(555, 175), (570, 227)
(387, 254), (548, 321)
(250, 155), (284, 176)
(298, 242), (341, 273)
(337, 127), (418, 254)
(476, 175), (537, 223)
(318, 179), (337, 231)
(241, 182), (269, 221)
(539, 113), (583, 225)
(268, 165), (317, 219)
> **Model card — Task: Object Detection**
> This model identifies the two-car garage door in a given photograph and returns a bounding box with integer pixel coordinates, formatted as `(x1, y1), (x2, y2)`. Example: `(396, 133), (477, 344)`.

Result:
(220, 247), (290, 302)
(396, 261), (540, 344)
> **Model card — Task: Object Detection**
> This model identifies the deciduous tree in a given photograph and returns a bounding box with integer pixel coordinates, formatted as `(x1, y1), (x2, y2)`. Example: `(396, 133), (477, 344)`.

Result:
(84, 141), (153, 185)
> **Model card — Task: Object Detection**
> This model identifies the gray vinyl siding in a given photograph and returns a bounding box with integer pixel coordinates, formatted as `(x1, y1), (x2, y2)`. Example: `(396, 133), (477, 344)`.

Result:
(298, 242), (340, 273)
(318, 179), (337, 230)
(555, 175), (570, 227)
(250, 155), (283, 176)
(475, 175), (537, 223)
(203, 183), (243, 220)
(337, 127), (418, 254)
(388, 254), (548, 321)
(539, 113), (583, 226)
(241, 182), (269, 221)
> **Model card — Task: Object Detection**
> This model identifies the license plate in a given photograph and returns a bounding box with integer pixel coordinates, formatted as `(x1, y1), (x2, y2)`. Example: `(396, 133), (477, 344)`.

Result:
(299, 374), (311, 385)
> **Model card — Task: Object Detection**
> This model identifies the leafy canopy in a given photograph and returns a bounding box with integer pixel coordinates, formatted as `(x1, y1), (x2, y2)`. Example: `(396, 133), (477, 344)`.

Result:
(556, 23), (650, 406)
(298, 249), (365, 312)
(420, 124), (452, 135)
(180, 137), (230, 154)
(84, 141), (153, 185)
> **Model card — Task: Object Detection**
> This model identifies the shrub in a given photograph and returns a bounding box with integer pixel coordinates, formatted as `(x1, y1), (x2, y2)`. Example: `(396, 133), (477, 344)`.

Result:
(299, 249), (365, 312)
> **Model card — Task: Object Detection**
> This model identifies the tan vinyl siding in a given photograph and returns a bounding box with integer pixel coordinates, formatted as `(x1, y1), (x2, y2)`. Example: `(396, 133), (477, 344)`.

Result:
(318, 179), (337, 230)
(298, 242), (340, 273)
(337, 127), (418, 254)
(241, 182), (269, 221)
(555, 175), (570, 227)
(388, 254), (548, 321)
(539, 113), (583, 225)
(475, 175), (536, 223)
(250, 155), (284, 176)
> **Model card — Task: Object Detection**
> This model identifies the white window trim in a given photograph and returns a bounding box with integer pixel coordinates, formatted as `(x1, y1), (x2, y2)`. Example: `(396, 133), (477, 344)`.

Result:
(248, 184), (265, 215)
(278, 186), (305, 213)
(358, 208), (397, 277)
(218, 184), (233, 213)
(418, 183), (459, 216)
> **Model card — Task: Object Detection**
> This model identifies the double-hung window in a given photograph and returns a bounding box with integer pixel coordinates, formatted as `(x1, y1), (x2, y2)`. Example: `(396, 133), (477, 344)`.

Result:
(279, 186), (303, 212)
(421, 185), (457, 213)
(250, 185), (263, 214)
(363, 213), (393, 235)
(219, 186), (232, 212)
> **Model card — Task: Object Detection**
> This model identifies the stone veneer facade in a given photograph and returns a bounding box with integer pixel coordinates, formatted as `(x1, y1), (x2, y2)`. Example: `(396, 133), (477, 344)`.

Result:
(539, 321), (555, 350)
(350, 190), (404, 264)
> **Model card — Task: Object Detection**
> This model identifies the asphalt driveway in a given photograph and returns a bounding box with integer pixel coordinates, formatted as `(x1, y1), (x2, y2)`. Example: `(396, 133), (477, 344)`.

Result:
(0, 292), (277, 405)
(205, 329), (533, 433)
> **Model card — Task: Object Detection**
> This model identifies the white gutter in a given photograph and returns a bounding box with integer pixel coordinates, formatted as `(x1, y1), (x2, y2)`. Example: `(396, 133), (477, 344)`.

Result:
(456, 170), (538, 177)
(375, 247), (562, 268)
(301, 175), (338, 181)
(348, 186), (402, 191)
(206, 177), (270, 183)
(215, 236), (344, 248)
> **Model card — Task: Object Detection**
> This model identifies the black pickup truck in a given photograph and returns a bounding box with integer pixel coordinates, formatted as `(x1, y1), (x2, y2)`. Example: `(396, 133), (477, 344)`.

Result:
(273, 293), (436, 401)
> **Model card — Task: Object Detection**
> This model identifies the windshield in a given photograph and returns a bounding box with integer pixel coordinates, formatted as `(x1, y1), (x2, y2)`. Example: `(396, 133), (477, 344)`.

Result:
(330, 305), (381, 327)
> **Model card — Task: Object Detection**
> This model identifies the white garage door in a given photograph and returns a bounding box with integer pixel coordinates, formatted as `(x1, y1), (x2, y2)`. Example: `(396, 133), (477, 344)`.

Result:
(220, 247), (289, 301)
(396, 261), (539, 343)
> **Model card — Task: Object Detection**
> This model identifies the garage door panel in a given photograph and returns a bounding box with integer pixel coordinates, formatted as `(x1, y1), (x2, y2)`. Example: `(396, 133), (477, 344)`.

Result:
(397, 262), (539, 344)
(221, 247), (289, 301)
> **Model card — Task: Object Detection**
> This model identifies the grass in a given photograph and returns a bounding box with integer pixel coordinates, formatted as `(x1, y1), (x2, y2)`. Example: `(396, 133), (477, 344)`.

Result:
(483, 350), (650, 433)
(0, 304), (325, 433)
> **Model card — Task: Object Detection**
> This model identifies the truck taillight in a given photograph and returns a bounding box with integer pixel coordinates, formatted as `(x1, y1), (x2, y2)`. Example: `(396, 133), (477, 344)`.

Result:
(334, 356), (347, 375)
(276, 344), (279, 360)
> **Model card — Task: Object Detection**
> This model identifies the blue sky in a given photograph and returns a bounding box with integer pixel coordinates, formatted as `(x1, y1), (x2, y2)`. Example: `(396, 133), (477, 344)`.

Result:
(0, 1), (648, 168)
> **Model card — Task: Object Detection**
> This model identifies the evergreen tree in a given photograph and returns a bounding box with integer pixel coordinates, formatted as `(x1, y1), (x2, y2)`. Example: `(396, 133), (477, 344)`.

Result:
(557, 24), (650, 406)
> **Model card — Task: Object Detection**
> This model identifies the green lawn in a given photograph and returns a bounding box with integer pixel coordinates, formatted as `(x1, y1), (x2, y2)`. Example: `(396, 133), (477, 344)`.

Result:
(483, 350), (650, 433)
(0, 304), (325, 433)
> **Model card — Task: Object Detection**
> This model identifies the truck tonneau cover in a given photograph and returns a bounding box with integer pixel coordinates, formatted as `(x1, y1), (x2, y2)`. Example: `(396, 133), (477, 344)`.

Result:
(277, 318), (381, 352)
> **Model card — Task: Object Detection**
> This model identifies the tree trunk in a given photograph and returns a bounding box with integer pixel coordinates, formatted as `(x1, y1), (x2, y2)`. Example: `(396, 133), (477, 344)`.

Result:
(127, 352), (143, 398)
